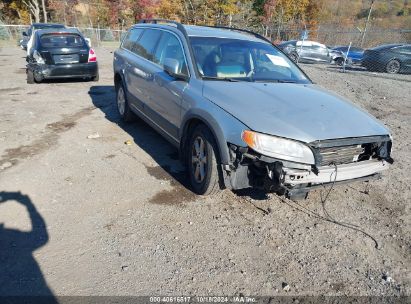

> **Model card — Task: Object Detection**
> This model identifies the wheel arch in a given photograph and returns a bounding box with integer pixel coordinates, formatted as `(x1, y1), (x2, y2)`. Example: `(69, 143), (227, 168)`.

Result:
(180, 112), (231, 166)
(114, 72), (123, 90)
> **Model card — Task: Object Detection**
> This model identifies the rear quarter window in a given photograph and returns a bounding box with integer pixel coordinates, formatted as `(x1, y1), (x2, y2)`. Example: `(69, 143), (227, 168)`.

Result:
(134, 29), (162, 61)
(122, 28), (143, 51)
(40, 34), (85, 48)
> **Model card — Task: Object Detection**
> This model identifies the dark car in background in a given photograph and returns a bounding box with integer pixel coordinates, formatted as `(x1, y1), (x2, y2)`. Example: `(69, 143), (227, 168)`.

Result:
(333, 46), (364, 65)
(278, 40), (338, 64)
(362, 44), (411, 74)
(26, 28), (99, 83)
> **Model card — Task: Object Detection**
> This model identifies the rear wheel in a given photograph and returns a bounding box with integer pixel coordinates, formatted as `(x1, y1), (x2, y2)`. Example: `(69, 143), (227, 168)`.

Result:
(187, 124), (222, 195)
(116, 82), (135, 122)
(92, 73), (99, 81)
(385, 59), (401, 74)
(33, 71), (43, 83)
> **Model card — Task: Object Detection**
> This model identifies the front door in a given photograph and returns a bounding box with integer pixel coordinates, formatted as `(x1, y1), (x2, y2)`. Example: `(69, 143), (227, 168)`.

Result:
(143, 31), (189, 141)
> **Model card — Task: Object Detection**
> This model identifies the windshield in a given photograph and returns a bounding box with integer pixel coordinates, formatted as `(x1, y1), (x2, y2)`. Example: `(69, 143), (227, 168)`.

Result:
(191, 37), (310, 83)
(40, 34), (85, 48)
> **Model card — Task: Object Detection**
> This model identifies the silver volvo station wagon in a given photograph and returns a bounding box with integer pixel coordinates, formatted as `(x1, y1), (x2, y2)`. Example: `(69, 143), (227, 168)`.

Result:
(113, 19), (393, 200)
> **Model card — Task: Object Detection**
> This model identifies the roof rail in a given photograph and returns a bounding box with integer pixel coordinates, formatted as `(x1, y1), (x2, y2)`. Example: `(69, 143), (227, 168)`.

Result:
(205, 25), (272, 44)
(138, 19), (188, 36)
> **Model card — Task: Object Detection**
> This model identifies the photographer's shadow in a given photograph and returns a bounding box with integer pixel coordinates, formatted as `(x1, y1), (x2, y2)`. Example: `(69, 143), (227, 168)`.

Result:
(0, 191), (56, 301)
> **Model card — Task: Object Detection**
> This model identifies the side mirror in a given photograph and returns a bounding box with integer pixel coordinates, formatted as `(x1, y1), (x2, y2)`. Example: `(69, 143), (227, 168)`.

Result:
(164, 58), (188, 81)
(23, 32), (28, 37)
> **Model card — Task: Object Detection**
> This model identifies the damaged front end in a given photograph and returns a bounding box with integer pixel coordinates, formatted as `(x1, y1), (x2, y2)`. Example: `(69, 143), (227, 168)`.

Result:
(226, 135), (393, 200)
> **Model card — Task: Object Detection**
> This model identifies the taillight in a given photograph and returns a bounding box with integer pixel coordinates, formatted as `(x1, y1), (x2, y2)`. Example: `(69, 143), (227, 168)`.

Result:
(88, 48), (97, 62)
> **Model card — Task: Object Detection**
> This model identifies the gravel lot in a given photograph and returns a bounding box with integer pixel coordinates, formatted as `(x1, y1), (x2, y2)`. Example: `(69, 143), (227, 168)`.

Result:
(0, 46), (410, 298)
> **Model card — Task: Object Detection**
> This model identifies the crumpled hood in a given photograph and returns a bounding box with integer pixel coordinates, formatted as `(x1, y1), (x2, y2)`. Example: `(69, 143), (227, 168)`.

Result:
(203, 82), (389, 143)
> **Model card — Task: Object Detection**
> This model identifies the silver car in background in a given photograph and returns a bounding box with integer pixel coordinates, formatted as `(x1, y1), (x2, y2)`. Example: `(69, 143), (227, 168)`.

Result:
(278, 40), (343, 64)
(113, 20), (393, 200)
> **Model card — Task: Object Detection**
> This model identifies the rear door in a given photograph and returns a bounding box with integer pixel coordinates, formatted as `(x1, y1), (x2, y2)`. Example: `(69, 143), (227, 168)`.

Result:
(119, 28), (144, 110)
(310, 44), (330, 62)
(39, 33), (89, 65)
(124, 29), (162, 113)
(296, 42), (311, 61)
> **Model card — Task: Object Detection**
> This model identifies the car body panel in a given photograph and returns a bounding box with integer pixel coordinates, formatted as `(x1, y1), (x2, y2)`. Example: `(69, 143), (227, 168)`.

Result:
(202, 82), (390, 142)
(179, 78), (249, 164)
(333, 46), (364, 64)
(30, 62), (98, 79)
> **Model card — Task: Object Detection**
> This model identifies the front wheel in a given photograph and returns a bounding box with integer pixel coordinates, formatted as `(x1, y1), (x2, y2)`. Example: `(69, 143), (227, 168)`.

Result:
(385, 59), (401, 74)
(187, 124), (222, 195)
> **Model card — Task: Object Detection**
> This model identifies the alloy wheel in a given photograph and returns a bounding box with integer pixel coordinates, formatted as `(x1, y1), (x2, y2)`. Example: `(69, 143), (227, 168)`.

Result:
(191, 136), (207, 183)
(117, 86), (126, 115)
(386, 60), (400, 74)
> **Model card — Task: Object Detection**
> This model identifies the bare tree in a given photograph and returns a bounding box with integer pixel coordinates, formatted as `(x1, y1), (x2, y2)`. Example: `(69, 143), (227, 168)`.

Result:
(361, 0), (375, 47)
(41, 0), (47, 23)
(23, 0), (41, 23)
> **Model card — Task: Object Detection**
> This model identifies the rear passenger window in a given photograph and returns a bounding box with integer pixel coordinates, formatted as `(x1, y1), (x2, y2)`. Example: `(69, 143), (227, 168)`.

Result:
(122, 28), (143, 51)
(134, 29), (162, 61)
(153, 32), (188, 76)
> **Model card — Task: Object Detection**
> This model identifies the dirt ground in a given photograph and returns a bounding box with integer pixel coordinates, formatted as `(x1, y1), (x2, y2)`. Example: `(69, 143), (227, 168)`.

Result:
(0, 46), (410, 298)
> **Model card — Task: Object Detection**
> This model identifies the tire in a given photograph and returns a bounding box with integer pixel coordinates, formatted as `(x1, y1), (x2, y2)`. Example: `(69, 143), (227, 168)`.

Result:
(92, 73), (99, 82)
(26, 69), (35, 84)
(33, 71), (43, 83)
(385, 59), (401, 74)
(116, 82), (135, 122)
(187, 124), (222, 195)
(289, 52), (298, 62)
(335, 57), (344, 66)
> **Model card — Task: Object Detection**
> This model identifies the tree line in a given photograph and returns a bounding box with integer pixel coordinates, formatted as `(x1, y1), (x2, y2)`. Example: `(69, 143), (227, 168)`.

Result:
(1, 0), (410, 37)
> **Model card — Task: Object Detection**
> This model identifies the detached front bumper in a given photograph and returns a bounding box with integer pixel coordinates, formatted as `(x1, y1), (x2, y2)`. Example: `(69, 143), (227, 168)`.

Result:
(283, 159), (389, 186)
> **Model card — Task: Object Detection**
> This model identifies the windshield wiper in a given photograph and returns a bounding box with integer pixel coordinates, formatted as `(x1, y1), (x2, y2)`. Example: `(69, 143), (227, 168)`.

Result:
(253, 79), (297, 83)
(201, 76), (250, 82)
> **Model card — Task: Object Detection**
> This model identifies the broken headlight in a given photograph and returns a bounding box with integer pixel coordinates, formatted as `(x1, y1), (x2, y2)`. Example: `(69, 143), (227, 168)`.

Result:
(242, 130), (315, 164)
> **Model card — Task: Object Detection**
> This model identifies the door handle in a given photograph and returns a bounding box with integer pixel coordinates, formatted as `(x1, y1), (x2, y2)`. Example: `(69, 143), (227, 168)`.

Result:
(131, 67), (151, 79)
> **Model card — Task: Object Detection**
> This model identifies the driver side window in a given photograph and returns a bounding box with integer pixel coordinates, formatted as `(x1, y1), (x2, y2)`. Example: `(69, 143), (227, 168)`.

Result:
(153, 32), (188, 76)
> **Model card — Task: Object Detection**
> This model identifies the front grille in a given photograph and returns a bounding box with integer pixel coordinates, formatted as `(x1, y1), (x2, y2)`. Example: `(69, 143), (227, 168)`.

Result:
(319, 145), (365, 166)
